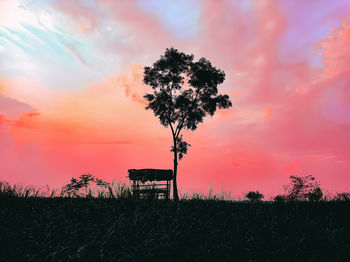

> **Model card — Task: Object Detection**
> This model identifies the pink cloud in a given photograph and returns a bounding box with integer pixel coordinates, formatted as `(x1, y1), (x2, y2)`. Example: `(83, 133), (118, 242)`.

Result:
(0, 94), (34, 118)
(116, 64), (148, 105)
(318, 21), (350, 76)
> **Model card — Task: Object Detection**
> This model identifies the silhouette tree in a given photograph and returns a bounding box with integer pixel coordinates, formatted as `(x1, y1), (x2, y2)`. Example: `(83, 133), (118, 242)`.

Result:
(143, 48), (232, 200)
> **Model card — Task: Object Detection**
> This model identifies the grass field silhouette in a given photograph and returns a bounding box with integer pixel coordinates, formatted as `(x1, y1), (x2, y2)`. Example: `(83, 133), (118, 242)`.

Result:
(0, 180), (349, 262)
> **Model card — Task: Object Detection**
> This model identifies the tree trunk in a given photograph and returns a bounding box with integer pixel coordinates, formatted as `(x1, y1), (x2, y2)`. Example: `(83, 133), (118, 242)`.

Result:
(173, 140), (179, 201)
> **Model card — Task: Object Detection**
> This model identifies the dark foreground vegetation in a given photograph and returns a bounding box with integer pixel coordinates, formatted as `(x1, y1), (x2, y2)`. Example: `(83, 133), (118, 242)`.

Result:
(1, 184), (350, 262)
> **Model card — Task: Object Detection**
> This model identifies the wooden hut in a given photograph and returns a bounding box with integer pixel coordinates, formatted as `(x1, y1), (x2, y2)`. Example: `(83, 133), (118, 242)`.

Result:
(128, 169), (173, 199)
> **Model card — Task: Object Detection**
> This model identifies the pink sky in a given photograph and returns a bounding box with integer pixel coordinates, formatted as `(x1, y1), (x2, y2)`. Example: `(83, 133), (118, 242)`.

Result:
(1, 0), (350, 197)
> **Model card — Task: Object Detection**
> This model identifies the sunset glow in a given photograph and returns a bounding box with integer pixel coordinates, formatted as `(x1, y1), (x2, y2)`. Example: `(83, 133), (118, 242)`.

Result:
(1, 0), (350, 196)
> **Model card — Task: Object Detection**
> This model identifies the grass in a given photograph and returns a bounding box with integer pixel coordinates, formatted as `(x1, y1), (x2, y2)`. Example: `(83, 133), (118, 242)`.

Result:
(0, 182), (349, 261)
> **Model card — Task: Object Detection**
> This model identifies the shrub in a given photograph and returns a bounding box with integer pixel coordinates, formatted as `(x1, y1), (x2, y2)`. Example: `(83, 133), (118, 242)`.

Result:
(305, 187), (323, 202)
(285, 175), (322, 201)
(335, 192), (350, 201)
(245, 190), (264, 202)
(273, 194), (286, 203)
(62, 174), (110, 198)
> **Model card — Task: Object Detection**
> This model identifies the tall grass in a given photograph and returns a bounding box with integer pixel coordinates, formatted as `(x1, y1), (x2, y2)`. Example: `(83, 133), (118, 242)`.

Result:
(1, 180), (349, 202)
(0, 180), (134, 199)
(0, 182), (54, 198)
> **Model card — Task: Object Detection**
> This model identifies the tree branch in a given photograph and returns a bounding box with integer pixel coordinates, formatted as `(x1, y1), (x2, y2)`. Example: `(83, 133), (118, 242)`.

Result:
(169, 121), (176, 139)
(174, 89), (201, 138)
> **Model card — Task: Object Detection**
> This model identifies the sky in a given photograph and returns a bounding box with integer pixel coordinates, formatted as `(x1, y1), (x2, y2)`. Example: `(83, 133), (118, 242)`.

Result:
(1, 0), (350, 197)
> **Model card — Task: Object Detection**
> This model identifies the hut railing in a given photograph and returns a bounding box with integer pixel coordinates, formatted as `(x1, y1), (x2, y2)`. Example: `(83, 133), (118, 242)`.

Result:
(128, 169), (173, 199)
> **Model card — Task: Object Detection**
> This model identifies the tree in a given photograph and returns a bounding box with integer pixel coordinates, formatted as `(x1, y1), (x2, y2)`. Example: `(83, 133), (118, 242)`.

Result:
(143, 48), (232, 200)
(245, 191), (264, 202)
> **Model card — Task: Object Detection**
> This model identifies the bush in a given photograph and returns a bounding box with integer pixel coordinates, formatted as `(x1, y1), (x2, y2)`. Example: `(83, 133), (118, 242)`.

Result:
(273, 194), (286, 203)
(62, 174), (110, 198)
(245, 191), (264, 202)
(285, 175), (322, 201)
(305, 187), (323, 202)
(335, 192), (350, 201)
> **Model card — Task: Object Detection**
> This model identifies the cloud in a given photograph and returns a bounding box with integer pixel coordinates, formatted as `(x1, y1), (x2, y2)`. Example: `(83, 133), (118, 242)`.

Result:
(317, 21), (350, 76)
(0, 94), (34, 118)
(64, 43), (90, 67)
(116, 64), (148, 105)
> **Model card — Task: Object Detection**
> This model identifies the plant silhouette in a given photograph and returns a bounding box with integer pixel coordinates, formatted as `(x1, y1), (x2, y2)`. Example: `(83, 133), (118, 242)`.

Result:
(79, 174), (95, 197)
(305, 186), (323, 202)
(245, 190), (264, 202)
(63, 174), (109, 197)
(285, 175), (322, 201)
(143, 47), (232, 200)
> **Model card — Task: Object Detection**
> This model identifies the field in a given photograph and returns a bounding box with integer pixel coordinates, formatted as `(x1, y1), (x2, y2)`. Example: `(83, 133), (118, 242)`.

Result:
(1, 195), (349, 262)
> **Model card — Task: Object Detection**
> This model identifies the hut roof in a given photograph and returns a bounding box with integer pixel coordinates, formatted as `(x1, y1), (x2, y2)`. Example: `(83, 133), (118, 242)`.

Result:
(128, 169), (173, 181)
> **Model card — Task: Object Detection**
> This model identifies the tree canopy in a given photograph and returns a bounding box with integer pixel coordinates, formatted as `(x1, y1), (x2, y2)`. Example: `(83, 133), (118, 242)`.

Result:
(144, 48), (231, 137)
